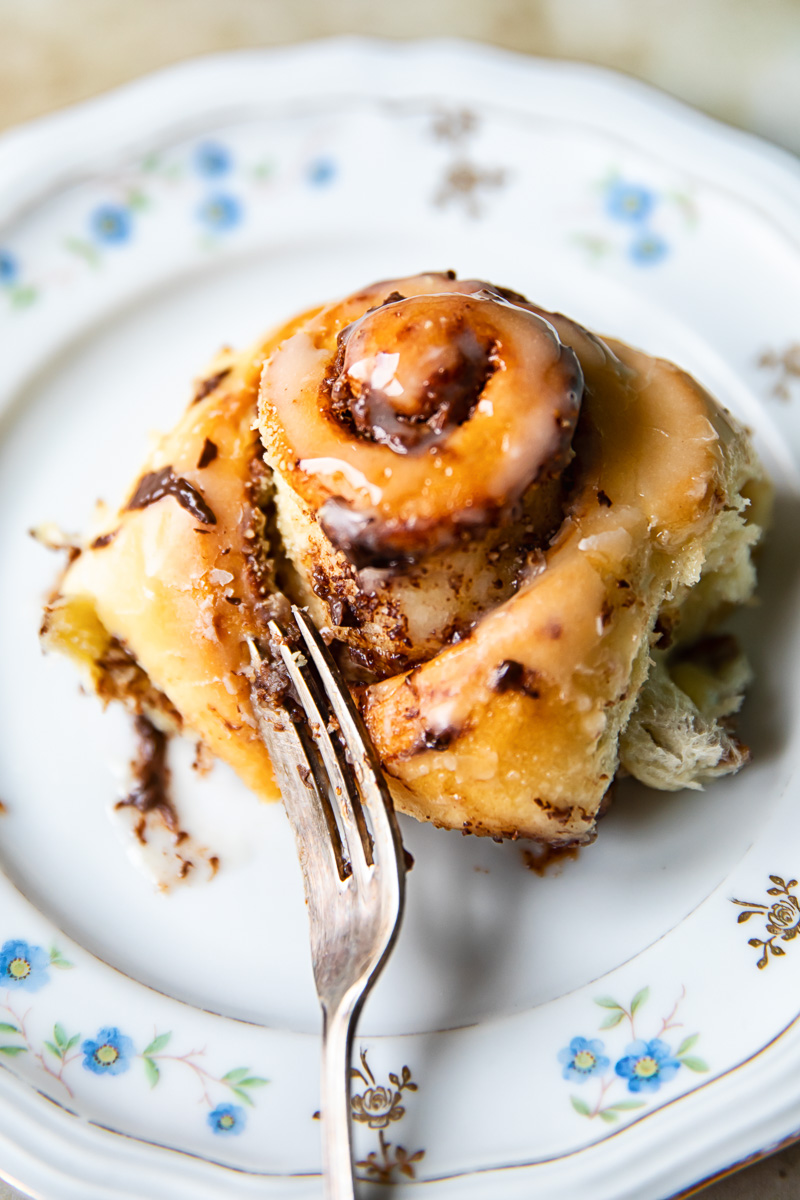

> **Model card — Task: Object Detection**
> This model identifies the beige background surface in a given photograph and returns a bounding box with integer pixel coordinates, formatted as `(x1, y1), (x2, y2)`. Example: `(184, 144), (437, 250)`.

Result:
(2, 0), (800, 153)
(1, 2), (799, 1198)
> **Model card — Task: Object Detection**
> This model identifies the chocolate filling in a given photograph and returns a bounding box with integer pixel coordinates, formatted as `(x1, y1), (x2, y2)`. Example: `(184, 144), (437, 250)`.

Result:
(317, 501), (389, 569)
(318, 494), (515, 570)
(421, 726), (457, 750)
(326, 297), (498, 454)
(90, 529), (119, 549)
(115, 714), (181, 842)
(196, 438), (219, 469)
(310, 566), (358, 628)
(521, 843), (581, 874)
(126, 467), (217, 526)
(193, 367), (231, 404)
(492, 659), (541, 699)
(252, 635), (305, 725)
(93, 638), (183, 728)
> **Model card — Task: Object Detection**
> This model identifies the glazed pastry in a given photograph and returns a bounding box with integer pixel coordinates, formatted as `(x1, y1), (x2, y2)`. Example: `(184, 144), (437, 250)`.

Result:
(40, 323), (305, 804)
(42, 273), (771, 844)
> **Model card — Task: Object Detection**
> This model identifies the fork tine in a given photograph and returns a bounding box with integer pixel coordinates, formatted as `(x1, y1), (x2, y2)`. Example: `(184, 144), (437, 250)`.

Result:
(291, 606), (405, 872)
(267, 622), (374, 874)
(247, 637), (350, 885)
(250, 620), (406, 1200)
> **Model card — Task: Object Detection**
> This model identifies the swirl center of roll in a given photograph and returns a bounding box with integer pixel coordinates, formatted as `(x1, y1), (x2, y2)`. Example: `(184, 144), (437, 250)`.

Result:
(329, 295), (496, 453)
(259, 273), (585, 564)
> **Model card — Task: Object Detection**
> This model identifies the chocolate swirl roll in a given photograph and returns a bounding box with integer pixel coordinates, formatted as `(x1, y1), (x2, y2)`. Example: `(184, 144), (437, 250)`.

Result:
(259, 274), (583, 677)
(43, 272), (771, 847)
(261, 275), (581, 563)
(259, 274), (769, 840)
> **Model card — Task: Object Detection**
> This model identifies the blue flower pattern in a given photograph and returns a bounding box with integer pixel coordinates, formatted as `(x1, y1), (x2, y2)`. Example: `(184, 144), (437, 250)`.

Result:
(629, 231), (669, 266)
(207, 1102), (246, 1135)
(605, 181), (655, 224)
(307, 156), (337, 186)
(194, 142), (232, 177)
(615, 1037), (682, 1093)
(3, 125), (700, 319)
(0, 936), (267, 1134)
(603, 176), (671, 267)
(558, 1036), (610, 1083)
(0, 251), (17, 285)
(0, 939), (51, 992)
(2, 133), (349, 304)
(81, 1026), (135, 1075)
(90, 205), (132, 245)
(197, 193), (242, 233)
(559, 988), (707, 1124)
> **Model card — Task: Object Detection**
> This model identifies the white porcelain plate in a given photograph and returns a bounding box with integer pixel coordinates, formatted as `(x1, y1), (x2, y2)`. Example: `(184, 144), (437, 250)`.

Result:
(1, 38), (800, 1200)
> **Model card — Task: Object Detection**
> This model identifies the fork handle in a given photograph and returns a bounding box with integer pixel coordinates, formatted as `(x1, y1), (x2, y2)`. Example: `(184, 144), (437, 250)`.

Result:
(321, 998), (358, 1200)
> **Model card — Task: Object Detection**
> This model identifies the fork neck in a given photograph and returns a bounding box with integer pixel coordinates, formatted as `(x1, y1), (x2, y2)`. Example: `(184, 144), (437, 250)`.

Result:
(321, 997), (359, 1200)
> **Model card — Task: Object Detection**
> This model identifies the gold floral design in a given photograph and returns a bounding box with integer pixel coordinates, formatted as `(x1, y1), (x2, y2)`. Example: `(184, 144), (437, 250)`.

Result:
(431, 108), (477, 142)
(430, 108), (507, 218)
(732, 875), (800, 968)
(757, 344), (800, 401)
(351, 1048), (425, 1183)
(352, 1081), (403, 1129)
(434, 161), (507, 216)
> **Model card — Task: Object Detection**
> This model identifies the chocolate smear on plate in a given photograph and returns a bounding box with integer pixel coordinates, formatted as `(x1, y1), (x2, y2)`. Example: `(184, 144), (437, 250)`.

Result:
(116, 715), (181, 844)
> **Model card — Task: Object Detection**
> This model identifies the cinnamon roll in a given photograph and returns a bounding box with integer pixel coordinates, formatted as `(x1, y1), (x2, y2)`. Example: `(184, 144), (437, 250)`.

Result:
(42, 273), (771, 845)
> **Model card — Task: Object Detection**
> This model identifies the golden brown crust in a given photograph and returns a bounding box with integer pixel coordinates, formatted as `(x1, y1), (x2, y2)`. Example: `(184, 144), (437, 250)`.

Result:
(47, 314), (318, 802)
(361, 338), (749, 841)
(43, 276), (768, 843)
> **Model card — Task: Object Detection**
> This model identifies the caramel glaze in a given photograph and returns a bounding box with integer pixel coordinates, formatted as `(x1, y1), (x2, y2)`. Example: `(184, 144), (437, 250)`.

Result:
(327, 292), (498, 453)
(257, 273), (585, 681)
(53, 314), (328, 807)
(46, 274), (765, 845)
(259, 273), (583, 567)
(359, 312), (758, 842)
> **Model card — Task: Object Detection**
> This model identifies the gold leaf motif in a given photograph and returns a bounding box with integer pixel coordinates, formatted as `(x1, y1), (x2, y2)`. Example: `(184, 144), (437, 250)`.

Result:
(757, 344), (800, 401)
(732, 875), (800, 967)
(351, 1048), (425, 1182)
(433, 160), (508, 217)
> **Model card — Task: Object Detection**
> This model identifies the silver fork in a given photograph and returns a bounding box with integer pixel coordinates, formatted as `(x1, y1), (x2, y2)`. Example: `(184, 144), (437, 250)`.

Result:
(247, 606), (407, 1200)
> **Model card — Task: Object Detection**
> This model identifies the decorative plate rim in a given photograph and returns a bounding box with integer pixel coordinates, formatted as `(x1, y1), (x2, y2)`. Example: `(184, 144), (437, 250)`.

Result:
(2, 37), (799, 230)
(1, 36), (800, 1200)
